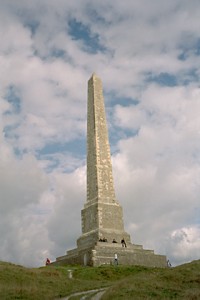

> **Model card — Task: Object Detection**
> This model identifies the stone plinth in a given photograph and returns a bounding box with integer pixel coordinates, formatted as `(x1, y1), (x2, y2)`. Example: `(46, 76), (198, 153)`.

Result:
(53, 241), (167, 268)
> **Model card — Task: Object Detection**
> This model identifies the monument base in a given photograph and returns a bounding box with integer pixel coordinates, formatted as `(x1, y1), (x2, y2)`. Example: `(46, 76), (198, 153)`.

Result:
(52, 242), (167, 268)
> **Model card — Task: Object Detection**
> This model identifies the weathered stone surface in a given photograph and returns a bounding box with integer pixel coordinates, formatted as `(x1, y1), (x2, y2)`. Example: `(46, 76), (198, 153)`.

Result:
(87, 73), (116, 204)
(78, 73), (131, 248)
(53, 74), (167, 268)
(53, 241), (167, 267)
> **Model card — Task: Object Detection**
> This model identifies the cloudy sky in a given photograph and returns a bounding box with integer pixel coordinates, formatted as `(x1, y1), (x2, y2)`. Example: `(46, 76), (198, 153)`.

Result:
(1, 0), (200, 267)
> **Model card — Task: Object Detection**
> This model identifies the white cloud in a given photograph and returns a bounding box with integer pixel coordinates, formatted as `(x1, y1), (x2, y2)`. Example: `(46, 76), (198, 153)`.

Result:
(0, 131), (51, 266)
(47, 167), (85, 258)
(165, 226), (200, 265)
(112, 84), (200, 264)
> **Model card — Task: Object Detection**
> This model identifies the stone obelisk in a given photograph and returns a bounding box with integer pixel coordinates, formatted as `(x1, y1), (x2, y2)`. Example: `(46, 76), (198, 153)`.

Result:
(54, 73), (167, 268)
(77, 73), (130, 248)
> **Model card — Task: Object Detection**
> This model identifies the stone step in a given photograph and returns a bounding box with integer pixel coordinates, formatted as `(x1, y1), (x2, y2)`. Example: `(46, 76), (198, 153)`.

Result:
(94, 245), (154, 256)
(96, 241), (143, 250)
(92, 247), (166, 267)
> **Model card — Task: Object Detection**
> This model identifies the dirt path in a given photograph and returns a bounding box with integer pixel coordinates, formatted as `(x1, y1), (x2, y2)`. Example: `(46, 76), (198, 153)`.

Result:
(58, 288), (107, 300)
(90, 288), (107, 300)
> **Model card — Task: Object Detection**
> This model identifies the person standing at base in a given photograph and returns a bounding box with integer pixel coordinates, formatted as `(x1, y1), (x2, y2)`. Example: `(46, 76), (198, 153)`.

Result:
(167, 259), (172, 267)
(114, 253), (118, 265)
(45, 258), (50, 266)
(121, 238), (127, 247)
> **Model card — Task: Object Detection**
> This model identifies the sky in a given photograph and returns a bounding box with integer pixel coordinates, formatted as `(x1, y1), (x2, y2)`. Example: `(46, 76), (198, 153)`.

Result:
(0, 0), (200, 267)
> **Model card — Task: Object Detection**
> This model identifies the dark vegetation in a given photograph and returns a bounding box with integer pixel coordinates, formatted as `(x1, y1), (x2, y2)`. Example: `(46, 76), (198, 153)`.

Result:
(0, 260), (199, 299)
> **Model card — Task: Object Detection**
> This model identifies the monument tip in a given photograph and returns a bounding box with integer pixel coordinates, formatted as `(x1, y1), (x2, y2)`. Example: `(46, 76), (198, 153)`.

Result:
(90, 72), (98, 79)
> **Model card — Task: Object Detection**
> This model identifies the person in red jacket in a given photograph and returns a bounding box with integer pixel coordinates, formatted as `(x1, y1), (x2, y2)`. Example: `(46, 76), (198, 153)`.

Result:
(45, 258), (50, 266)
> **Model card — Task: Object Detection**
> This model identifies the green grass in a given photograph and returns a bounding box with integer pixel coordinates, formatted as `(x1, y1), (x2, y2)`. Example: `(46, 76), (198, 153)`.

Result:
(101, 260), (200, 300)
(0, 260), (199, 299)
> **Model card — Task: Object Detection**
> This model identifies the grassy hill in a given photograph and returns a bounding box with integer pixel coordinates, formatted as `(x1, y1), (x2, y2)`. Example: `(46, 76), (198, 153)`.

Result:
(0, 260), (199, 299)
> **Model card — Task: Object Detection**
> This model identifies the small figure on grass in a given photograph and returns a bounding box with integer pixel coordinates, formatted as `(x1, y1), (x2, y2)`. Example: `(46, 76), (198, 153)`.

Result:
(167, 259), (172, 267)
(45, 258), (50, 266)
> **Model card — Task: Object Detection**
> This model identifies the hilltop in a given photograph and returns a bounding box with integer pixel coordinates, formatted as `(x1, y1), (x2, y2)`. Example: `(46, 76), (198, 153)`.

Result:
(0, 260), (199, 299)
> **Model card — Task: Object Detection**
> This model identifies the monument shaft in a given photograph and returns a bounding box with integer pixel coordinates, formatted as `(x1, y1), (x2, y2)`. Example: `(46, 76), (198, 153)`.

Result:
(79, 73), (130, 245)
(87, 74), (116, 204)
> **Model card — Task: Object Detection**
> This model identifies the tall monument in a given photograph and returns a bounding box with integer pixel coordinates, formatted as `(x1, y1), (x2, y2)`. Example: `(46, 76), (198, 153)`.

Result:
(54, 74), (167, 267)
(77, 73), (131, 249)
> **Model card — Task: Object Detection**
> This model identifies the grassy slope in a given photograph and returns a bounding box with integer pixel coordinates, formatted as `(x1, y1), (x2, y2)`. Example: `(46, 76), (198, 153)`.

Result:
(102, 260), (200, 299)
(0, 260), (199, 299)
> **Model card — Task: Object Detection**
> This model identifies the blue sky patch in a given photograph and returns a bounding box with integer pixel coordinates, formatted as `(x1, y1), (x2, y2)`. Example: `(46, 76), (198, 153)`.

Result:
(37, 139), (86, 173)
(106, 93), (139, 106)
(4, 85), (21, 114)
(86, 5), (110, 25)
(147, 72), (177, 87)
(4, 124), (19, 140)
(25, 20), (39, 36)
(195, 38), (200, 55)
(178, 38), (200, 60)
(13, 147), (23, 158)
(49, 48), (75, 64)
(68, 19), (106, 54)
(38, 139), (86, 158)
(50, 48), (66, 58)
(109, 127), (139, 156)
(178, 51), (188, 61)
(182, 69), (199, 85)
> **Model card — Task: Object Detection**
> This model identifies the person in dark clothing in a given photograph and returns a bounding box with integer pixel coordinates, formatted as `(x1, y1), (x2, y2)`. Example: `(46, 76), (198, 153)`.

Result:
(112, 239), (117, 243)
(121, 238), (127, 247)
(46, 258), (50, 266)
